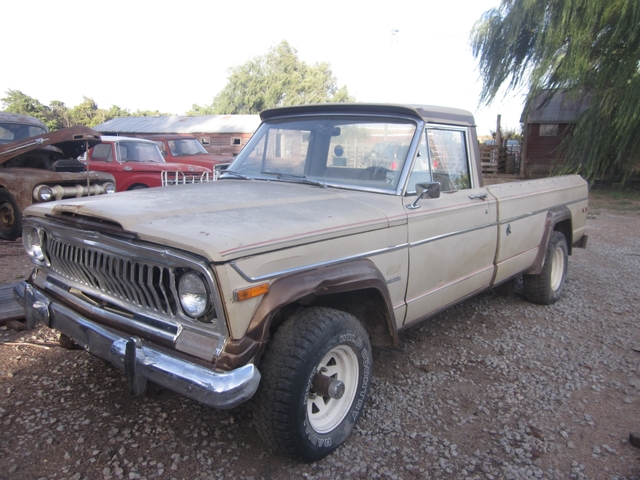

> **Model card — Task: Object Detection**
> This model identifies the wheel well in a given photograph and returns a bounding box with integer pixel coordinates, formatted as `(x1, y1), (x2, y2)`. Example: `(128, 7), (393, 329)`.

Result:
(127, 184), (149, 190)
(554, 219), (573, 254)
(269, 288), (395, 348)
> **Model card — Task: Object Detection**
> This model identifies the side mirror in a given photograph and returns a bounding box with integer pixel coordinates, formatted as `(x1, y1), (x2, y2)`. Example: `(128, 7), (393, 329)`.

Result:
(407, 182), (440, 210)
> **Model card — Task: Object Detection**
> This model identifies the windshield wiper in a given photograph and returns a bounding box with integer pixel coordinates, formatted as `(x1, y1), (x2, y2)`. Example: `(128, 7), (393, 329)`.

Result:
(219, 170), (252, 180)
(260, 171), (326, 188)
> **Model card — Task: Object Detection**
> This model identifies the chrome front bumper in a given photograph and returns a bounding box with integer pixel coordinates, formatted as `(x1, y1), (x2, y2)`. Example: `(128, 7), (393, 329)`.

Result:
(14, 282), (260, 410)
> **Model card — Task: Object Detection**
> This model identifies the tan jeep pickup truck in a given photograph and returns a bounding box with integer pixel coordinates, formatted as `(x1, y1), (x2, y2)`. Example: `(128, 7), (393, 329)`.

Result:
(15, 103), (588, 461)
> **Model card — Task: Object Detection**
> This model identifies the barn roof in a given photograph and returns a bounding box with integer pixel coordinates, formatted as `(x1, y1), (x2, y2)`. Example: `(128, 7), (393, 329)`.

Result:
(94, 115), (260, 135)
(524, 91), (591, 123)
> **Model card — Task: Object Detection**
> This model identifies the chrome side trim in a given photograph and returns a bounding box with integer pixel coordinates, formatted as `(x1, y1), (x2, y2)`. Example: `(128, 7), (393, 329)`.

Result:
(496, 197), (589, 225)
(409, 222), (498, 248)
(229, 222), (498, 282)
(15, 282), (260, 410)
(231, 198), (586, 283)
(230, 243), (409, 282)
(232, 220), (499, 283)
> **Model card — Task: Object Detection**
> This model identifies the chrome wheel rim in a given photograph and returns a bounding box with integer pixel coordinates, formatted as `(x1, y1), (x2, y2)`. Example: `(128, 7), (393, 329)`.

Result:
(0, 202), (15, 230)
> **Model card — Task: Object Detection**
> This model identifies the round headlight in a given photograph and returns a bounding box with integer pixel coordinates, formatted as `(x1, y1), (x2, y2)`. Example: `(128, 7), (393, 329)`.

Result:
(178, 272), (208, 318)
(24, 227), (46, 262)
(104, 182), (116, 194)
(35, 186), (53, 202)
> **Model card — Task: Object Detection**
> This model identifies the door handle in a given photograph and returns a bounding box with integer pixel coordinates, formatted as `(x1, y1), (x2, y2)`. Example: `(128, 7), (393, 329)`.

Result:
(468, 193), (488, 200)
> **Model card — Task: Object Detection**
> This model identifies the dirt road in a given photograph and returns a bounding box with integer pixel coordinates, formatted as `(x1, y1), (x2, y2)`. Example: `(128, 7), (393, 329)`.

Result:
(1, 195), (639, 479)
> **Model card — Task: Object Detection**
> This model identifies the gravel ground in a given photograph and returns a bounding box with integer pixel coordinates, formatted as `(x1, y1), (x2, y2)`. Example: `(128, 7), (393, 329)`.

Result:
(1, 198), (639, 479)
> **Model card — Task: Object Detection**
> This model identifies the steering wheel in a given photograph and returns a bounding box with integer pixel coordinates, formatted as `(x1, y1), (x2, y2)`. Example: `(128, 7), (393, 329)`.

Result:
(358, 166), (392, 181)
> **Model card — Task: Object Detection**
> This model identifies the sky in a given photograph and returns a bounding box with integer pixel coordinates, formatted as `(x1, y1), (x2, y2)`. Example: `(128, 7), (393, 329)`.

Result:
(2, 0), (525, 136)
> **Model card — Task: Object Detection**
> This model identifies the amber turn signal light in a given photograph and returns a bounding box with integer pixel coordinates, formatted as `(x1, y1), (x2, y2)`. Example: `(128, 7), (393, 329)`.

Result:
(234, 283), (269, 302)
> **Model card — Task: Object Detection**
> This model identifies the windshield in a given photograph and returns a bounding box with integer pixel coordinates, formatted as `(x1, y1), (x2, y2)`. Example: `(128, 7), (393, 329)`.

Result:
(167, 138), (209, 156)
(226, 116), (417, 192)
(116, 141), (165, 163)
(0, 122), (47, 144)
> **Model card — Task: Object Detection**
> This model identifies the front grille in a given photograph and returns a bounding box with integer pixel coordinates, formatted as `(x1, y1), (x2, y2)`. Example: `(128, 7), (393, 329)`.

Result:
(47, 236), (177, 316)
(161, 171), (211, 186)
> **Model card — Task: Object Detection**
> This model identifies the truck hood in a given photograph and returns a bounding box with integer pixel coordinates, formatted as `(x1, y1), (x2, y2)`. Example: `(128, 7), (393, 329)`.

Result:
(0, 126), (101, 166)
(29, 180), (402, 262)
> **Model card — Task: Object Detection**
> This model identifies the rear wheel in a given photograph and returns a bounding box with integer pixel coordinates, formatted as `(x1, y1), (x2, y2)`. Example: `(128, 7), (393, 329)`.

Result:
(0, 188), (22, 241)
(253, 307), (372, 461)
(523, 231), (568, 304)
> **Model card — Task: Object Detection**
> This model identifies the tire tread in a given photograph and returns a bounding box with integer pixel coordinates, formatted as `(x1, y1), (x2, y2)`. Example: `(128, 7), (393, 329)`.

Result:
(253, 307), (368, 460)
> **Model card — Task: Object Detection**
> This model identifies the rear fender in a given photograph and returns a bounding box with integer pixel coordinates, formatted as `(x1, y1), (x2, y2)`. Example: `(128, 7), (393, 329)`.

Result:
(526, 206), (571, 275)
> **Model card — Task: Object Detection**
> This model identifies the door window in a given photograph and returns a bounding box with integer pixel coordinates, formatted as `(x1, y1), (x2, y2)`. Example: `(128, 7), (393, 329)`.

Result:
(427, 128), (470, 191)
(91, 144), (113, 162)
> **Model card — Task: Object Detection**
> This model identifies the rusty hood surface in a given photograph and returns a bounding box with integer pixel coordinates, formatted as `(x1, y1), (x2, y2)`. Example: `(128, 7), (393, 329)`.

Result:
(24, 180), (404, 262)
(0, 126), (102, 165)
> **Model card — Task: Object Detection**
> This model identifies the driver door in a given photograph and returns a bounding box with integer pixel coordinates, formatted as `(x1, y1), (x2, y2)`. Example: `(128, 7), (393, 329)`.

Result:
(403, 127), (498, 326)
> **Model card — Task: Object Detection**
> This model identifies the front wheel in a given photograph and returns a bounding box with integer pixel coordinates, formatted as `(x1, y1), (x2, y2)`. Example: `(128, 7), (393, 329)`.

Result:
(253, 307), (372, 461)
(523, 231), (568, 304)
(0, 188), (22, 241)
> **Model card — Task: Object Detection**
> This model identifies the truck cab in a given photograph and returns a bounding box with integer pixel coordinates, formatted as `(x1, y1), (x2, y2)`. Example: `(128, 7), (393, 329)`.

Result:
(141, 134), (231, 178)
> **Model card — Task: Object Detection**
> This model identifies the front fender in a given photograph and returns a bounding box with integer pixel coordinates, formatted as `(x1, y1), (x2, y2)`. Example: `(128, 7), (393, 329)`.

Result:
(217, 258), (398, 370)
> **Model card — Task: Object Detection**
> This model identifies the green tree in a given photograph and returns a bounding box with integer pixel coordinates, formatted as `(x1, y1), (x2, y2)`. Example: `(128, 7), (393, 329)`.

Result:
(2, 90), (173, 129)
(471, 0), (640, 180)
(67, 97), (104, 127)
(191, 41), (354, 115)
(49, 100), (72, 130)
(1, 89), (58, 130)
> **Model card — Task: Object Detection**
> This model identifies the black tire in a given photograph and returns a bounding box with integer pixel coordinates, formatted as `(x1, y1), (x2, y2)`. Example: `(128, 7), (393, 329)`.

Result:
(523, 231), (568, 305)
(58, 333), (76, 350)
(0, 188), (22, 241)
(129, 185), (149, 190)
(253, 307), (372, 462)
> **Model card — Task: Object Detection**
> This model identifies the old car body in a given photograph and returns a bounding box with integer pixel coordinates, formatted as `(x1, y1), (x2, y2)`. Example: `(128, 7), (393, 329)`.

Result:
(84, 136), (212, 190)
(16, 103), (588, 461)
(0, 113), (115, 240)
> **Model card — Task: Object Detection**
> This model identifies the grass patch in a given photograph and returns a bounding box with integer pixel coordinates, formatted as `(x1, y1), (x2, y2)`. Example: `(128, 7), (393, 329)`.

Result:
(589, 183), (640, 214)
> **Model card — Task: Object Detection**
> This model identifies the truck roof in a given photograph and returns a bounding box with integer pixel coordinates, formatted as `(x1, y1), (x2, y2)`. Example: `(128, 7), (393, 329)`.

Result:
(260, 103), (476, 127)
(140, 134), (198, 141)
(100, 135), (157, 144)
(0, 111), (48, 130)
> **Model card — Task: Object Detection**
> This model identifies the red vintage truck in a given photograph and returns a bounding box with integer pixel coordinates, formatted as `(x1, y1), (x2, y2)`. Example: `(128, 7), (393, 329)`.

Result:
(84, 136), (212, 190)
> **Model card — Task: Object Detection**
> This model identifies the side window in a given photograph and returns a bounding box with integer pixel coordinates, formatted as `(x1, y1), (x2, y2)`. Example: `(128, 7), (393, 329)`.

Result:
(427, 128), (470, 191)
(242, 128), (308, 175)
(155, 141), (167, 155)
(407, 131), (431, 192)
(91, 144), (113, 162)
